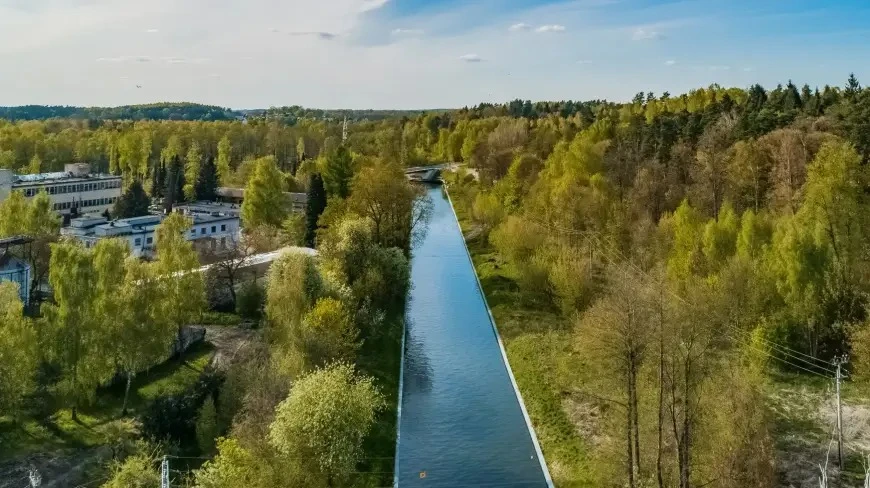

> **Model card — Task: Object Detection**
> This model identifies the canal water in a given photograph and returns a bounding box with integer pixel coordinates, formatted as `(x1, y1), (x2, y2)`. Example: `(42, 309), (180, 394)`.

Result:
(394, 185), (550, 487)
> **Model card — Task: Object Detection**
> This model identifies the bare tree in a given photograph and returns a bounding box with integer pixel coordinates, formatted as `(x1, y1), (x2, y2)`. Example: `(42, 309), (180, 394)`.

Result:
(205, 233), (257, 310)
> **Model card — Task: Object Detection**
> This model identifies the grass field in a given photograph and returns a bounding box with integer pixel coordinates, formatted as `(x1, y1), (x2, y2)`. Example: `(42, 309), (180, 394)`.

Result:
(0, 343), (214, 460)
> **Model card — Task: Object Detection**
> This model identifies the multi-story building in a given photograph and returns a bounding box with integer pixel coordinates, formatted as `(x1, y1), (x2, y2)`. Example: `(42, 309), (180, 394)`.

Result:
(0, 163), (122, 217)
(61, 203), (241, 259)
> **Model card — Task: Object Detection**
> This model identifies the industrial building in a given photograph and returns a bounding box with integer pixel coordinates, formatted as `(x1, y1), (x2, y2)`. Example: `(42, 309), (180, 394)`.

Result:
(0, 163), (122, 216)
(61, 202), (241, 259)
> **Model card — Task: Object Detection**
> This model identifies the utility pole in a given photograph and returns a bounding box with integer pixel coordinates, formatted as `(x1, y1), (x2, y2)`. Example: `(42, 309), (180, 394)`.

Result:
(161, 455), (170, 488)
(834, 355), (848, 475)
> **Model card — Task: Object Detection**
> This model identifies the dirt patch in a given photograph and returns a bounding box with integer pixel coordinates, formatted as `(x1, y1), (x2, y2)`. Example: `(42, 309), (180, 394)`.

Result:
(562, 393), (605, 448)
(203, 325), (260, 370)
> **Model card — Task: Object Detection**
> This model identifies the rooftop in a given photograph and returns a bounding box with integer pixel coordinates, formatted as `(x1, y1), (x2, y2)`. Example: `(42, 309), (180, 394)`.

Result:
(12, 172), (121, 186)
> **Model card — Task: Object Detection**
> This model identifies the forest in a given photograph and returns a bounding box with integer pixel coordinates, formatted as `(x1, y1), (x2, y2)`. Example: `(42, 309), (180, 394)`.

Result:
(1, 74), (870, 486)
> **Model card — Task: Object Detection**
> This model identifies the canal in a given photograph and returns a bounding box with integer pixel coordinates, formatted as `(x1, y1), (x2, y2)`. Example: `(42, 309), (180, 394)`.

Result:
(394, 185), (551, 487)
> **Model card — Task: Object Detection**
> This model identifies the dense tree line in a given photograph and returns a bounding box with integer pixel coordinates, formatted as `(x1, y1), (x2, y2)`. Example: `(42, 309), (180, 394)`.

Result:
(444, 74), (870, 487)
(0, 103), (237, 122)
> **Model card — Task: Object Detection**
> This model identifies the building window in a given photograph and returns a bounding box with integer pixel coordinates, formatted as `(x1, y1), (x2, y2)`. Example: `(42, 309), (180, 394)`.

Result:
(221, 224), (226, 231)
(211, 226), (216, 233)
(200, 228), (206, 235)
(146, 237), (153, 245)
(134, 238), (142, 247)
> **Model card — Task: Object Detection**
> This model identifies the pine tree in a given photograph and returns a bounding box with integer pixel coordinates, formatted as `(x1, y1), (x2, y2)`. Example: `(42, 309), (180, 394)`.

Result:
(304, 173), (327, 247)
(113, 180), (151, 219)
(322, 146), (354, 199)
(164, 155), (185, 212)
(196, 156), (219, 202)
(846, 73), (861, 99)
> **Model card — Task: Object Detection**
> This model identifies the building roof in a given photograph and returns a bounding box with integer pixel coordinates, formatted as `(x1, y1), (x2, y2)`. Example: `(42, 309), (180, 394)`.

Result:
(12, 172), (121, 187)
(0, 235), (34, 248)
(217, 187), (307, 204)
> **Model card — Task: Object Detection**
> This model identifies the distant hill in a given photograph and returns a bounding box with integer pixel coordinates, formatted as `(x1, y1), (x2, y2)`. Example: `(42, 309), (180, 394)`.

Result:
(0, 103), (240, 121)
(243, 106), (451, 124)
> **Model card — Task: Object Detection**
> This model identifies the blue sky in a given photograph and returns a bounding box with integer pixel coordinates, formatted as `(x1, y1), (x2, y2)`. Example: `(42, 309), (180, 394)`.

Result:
(0, 0), (868, 108)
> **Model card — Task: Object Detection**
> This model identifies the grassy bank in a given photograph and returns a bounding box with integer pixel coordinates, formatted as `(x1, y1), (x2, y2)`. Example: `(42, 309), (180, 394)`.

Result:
(357, 315), (404, 486)
(450, 189), (594, 487)
(0, 343), (214, 460)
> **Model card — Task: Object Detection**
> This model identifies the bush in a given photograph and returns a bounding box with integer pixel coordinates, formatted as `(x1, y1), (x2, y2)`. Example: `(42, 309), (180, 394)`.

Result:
(236, 281), (265, 320)
(141, 370), (224, 449)
(196, 396), (219, 454)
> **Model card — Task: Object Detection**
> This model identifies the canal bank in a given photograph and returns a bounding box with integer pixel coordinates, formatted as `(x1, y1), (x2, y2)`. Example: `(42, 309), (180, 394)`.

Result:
(394, 185), (552, 487)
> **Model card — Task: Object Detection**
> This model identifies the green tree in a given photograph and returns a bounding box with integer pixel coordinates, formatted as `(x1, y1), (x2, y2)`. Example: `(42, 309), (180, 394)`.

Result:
(184, 142), (203, 201)
(347, 162), (428, 250)
(23, 191), (61, 309)
(113, 180), (151, 218)
(217, 135), (232, 184)
(196, 156), (219, 201)
(0, 190), (27, 235)
(102, 451), (161, 488)
(267, 363), (384, 486)
(27, 154), (41, 174)
(304, 173), (327, 248)
(297, 298), (359, 368)
(118, 260), (174, 415)
(44, 241), (111, 421)
(155, 212), (206, 359)
(665, 200), (704, 281)
(322, 146), (354, 199)
(0, 282), (38, 416)
(265, 252), (323, 347)
(241, 156), (287, 229)
(701, 202), (739, 272)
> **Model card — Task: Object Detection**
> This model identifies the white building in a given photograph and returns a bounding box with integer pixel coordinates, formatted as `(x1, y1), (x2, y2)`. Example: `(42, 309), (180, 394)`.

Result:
(62, 203), (241, 259)
(0, 163), (122, 217)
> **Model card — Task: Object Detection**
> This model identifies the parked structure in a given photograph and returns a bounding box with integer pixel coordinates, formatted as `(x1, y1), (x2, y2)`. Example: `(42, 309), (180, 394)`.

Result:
(62, 203), (240, 259)
(0, 163), (122, 216)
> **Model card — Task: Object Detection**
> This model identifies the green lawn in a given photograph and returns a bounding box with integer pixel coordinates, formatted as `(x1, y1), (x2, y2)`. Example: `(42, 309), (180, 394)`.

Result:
(450, 188), (594, 487)
(0, 343), (214, 460)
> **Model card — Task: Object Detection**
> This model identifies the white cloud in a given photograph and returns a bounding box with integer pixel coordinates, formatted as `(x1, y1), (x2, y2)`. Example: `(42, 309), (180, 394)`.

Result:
(146, 28), (159, 33)
(459, 53), (482, 63)
(509, 23), (531, 32)
(577, 59), (592, 64)
(632, 28), (664, 41)
(163, 57), (209, 64)
(359, 0), (389, 13)
(288, 31), (338, 40)
(391, 28), (424, 36)
(536, 24), (565, 33)
(743, 66), (754, 72)
(708, 65), (730, 71)
(96, 56), (151, 63)
(664, 59), (676, 66)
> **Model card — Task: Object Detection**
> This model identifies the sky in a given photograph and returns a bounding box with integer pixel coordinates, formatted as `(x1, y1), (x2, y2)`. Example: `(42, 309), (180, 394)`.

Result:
(1, 0), (869, 109)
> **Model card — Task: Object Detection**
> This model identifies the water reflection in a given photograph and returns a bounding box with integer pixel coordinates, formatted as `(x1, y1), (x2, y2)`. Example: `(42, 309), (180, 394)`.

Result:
(395, 185), (547, 487)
